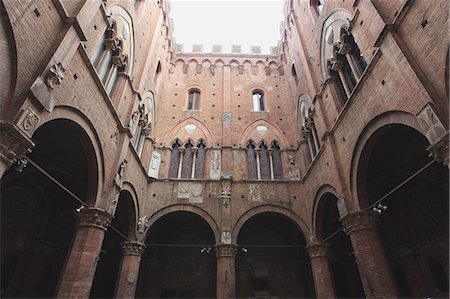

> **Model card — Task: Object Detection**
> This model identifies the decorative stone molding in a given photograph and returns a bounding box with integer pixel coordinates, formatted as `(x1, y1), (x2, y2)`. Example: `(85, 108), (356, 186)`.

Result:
(341, 211), (378, 235)
(46, 62), (66, 89)
(0, 122), (34, 168)
(112, 54), (128, 69)
(105, 37), (122, 52)
(306, 244), (329, 258)
(114, 159), (127, 189)
(328, 58), (343, 72)
(220, 191), (231, 207)
(215, 244), (237, 258)
(221, 231), (232, 244)
(77, 208), (113, 231)
(121, 241), (146, 256)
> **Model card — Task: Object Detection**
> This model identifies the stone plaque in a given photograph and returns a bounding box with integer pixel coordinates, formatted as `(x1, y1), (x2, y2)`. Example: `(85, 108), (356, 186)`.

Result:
(210, 150), (221, 180)
(288, 167), (300, 180)
(177, 182), (190, 199)
(148, 151), (161, 178)
(248, 184), (261, 202)
(16, 107), (40, 138)
(222, 112), (232, 124)
(177, 182), (204, 203)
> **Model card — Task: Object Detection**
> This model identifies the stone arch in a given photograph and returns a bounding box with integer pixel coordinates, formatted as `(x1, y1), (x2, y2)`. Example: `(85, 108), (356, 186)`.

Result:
(239, 119), (289, 149)
(214, 58), (224, 65)
(349, 110), (425, 210)
(311, 184), (342, 241)
(36, 105), (105, 206)
(163, 117), (214, 147)
(269, 60), (278, 69)
(232, 204), (310, 244)
(0, 2), (18, 118)
(120, 181), (140, 240)
(242, 59), (253, 68)
(142, 204), (220, 244)
(174, 58), (185, 65)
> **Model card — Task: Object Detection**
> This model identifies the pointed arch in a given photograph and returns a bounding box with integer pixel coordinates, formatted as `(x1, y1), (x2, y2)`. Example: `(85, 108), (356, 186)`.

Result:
(239, 119), (289, 149)
(163, 117), (214, 147)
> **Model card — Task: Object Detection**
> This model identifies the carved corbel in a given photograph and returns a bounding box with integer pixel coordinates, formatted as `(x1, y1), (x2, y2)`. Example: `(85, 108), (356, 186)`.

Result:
(46, 62), (66, 89)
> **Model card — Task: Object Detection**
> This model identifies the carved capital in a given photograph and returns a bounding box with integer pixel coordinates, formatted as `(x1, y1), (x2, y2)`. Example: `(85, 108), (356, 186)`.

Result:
(328, 58), (343, 72)
(77, 208), (113, 231)
(46, 62), (66, 89)
(0, 122), (34, 168)
(215, 244), (237, 258)
(105, 37), (122, 52)
(179, 147), (186, 154)
(305, 244), (329, 258)
(341, 211), (378, 235)
(191, 147), (198, 155)
(121, 241), (146, 256)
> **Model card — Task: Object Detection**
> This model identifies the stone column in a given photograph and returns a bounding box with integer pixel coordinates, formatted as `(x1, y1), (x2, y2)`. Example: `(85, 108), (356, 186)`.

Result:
(114, 241), (146, 299)
(339, 43), (362, 80)
(306, 244), (336, 299)
(341, 211), (397, 298)
(191, 147), (198, 178)
(329, 59), (352, 97)
(215, 244), (237, 299)
(177, 147), (185, 178)
(268, 149), (274, 179)
(255, 149), (261, 180)
(56, 208), (113, 298)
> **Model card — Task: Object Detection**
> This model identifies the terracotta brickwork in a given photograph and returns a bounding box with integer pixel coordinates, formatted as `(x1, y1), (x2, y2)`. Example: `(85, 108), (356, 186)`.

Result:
(0, 0), (448, 298)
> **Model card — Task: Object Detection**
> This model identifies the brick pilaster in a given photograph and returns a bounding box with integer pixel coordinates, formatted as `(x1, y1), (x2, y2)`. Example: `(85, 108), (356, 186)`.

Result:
(114, 241), (146, 299)
(341, 211), (397, 298)
(56, 208), (112, 298)
(215, 244), (237, 299)
(306, 244), (336, 299)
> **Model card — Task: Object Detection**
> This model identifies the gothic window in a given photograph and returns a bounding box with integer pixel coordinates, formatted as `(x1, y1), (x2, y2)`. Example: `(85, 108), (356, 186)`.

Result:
(299, 97), (320, 163)
(168, 140), (181, 178)
(169, 139), (206, 179)
(91, 14), (132, 97)
(194, 140), (206, 178)
(130, 93), (153, 157)
(187, 89), (200, 110)
(246, 141), (257, 179)
(252, 90), (265, 112)
(272, 142), (283, 179)
(323, 21), (367, 107)
(246, 140), (284, 180)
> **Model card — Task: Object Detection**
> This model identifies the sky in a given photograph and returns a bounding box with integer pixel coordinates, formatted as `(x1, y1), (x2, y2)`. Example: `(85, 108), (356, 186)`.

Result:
(169, 1), (285, 54)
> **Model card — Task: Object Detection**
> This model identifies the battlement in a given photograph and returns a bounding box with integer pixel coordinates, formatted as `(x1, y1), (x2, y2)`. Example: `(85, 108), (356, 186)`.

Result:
(176, 43), (279, 56)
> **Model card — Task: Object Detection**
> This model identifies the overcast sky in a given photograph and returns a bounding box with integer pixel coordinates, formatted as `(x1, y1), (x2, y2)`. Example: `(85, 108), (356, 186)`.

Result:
(169, 1), (285, 54)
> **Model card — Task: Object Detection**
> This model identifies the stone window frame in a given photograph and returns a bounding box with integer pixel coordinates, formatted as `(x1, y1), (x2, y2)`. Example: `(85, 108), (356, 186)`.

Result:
(168, 139), (207, 179)
(186, 88), (201, 111)
(251, 89), (267, 112)
(246, 139), (283, 180)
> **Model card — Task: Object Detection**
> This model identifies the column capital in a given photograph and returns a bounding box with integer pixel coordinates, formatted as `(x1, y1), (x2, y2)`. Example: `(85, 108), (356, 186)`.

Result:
(305, 243), (329, 258)
(179, 146), (186, 154)
(305, 244), (329, 258)
(341, 210), (378, 235)
(338, 42), (352, 55)
(121, 241), (146, 256)
(215, 244), (237, 258)
(77, 208), (113, 231)
(192, 147), (199, 154)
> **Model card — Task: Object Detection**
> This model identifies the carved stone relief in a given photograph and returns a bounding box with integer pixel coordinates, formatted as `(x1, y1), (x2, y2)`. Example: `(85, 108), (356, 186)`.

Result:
(46, 62), (66, 89)
(15, 108), (40, 138)
(148, 151), (161, 178)
(416, 103), (446, 145)
(221, 231), (231, 244)
(248, 184), (261, 202)
(210, 150), (221, 180)
(177, 182), (204, 203)
(137, 215), (150, 234)
(288, 167), (300, 180)
(222, 112), (232, 124)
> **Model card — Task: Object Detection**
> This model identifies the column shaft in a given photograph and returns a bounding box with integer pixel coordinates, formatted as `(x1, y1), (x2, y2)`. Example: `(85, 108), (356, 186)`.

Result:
(115, 242), (146, 299)
(215, 244), (237, 299)
(306, 244), (336, 299)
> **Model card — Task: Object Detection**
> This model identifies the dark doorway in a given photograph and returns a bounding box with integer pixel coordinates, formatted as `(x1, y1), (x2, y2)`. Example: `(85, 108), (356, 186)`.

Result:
(136, 211), (216, 298)
(236, 213), (315, 298)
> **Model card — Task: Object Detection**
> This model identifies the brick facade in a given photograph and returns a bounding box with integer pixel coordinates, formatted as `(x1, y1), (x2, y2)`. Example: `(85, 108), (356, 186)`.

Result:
(0, 0), (448, 298)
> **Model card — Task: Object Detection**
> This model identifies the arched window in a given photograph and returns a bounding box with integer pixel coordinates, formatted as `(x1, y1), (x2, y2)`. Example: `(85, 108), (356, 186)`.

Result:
(252, 90), (265, 112)
(91, 14), (132, 96)
(246, 141), (257, 179)
(246, 140), (284, 180)
(323, 21), (367, 107)
(168, 139), (206, 179)
(194, 140), (206, 178)
(130, 93), (153, 157)
(187, 89), (200, 110)
(168, 140), (181, 178)
(272, 142), (283, 179)
(299, 97), (320, 163)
